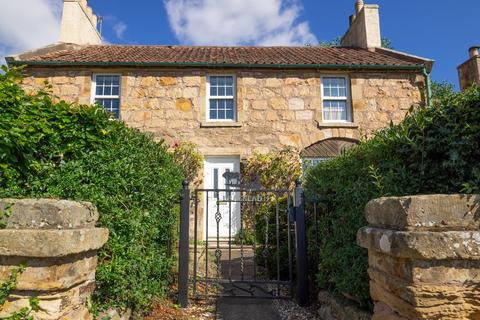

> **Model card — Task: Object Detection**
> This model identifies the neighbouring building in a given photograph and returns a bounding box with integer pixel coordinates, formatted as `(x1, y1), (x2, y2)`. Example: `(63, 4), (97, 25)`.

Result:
(458, 46), (480, 91)
(6, 0), (433, 239)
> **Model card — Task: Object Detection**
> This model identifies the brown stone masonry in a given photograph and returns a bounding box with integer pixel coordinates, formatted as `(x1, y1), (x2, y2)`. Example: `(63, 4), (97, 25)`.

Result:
(0, 199), (108, 320)
(358, 194), (480, 320)
(21, 68), (425, 158)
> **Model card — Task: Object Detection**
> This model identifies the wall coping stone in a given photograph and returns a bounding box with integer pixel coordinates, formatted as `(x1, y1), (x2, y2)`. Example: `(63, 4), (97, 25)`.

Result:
(365, 194), (480, 231)
(0, 198), (99, 229)
(0, 228), (108, 257)
(358, 227), (480, 260)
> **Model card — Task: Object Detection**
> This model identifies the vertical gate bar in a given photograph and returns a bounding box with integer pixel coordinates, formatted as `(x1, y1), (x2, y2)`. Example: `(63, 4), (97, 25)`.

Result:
(252, 191), (257, 280)
(240, 190), (245, 281)
(287, 193), (293, 298)
(228, 189), (232, 280)
(216, 193), (221, 279)
(294, 180), (308, 306)
(275, 192), (280, 296)
(178, 180), (190, 308)
(314, 202), (319, 272)
(205, 191), (209, 296)
(193, 190), (198, 298)
(264, 195), (269, 273)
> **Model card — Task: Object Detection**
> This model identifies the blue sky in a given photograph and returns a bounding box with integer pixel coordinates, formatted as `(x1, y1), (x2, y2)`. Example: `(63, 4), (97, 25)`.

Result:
(0, 0), (478, 89)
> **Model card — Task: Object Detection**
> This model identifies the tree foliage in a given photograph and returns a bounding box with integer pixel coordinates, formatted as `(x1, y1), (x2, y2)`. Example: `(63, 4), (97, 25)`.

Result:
(0, 67), (184, 314)
(304, 85), (480, 305)
(242, 147), (301, 190)
(319, 36), (394, 49)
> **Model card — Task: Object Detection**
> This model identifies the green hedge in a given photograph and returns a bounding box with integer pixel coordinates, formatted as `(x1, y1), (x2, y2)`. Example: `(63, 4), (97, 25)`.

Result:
(304, 85), (480, 305)
(0, 67), (184, 313)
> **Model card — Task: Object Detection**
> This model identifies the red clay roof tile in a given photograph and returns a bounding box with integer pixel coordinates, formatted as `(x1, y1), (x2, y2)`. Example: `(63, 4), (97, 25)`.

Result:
(15, 45), (427, 68)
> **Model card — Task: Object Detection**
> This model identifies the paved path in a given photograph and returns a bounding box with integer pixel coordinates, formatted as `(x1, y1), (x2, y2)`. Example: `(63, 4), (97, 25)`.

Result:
(214, 248), (282, 320)
(216, 297), (281, 320)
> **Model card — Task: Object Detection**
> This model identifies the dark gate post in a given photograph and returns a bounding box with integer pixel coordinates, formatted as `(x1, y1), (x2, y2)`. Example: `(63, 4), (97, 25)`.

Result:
(294, 179), (309, 306)
(178, 180), (190, 308)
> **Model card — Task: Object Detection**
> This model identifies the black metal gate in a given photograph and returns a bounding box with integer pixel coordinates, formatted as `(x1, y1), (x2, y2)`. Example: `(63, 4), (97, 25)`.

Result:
(178, 174), (308, 307)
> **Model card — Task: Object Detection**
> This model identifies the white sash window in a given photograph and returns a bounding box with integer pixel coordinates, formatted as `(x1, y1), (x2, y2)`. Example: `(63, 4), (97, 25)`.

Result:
(321, 76), (352, 122)
(91, 74), (121, 118)
(207, 75), (236, 121)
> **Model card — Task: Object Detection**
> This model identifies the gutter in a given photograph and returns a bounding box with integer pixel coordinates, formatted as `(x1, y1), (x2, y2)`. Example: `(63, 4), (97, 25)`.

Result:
(422, 66), (432, 106)
(7, 59), (425, 71)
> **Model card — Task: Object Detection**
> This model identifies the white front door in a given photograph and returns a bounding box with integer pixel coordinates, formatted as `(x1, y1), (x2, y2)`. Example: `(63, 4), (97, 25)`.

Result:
(204, 156), (241, 240)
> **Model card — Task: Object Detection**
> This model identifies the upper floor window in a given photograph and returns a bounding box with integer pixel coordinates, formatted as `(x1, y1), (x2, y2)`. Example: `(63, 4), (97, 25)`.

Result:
(207, 75), (236, 121)
(321, 76), (352, 122)
(92, 74), (121, 118)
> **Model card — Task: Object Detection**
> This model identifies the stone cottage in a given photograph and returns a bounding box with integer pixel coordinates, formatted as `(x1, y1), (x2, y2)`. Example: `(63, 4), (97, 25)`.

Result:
(458, 46), (480, 91)
(6, 0), (433, 238)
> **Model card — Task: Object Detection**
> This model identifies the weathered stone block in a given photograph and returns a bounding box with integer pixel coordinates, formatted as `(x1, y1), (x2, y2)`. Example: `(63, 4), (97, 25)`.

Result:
(159, 76), (177, 86)
(365, 195), (480, 231)
(295, 110), (313, 120)
(288, 98), (305, 110)
(0, 199), (98, 230)
(176, 98), (193, 112)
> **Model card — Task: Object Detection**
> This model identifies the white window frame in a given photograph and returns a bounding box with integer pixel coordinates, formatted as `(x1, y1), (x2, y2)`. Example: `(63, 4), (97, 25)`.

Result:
(206, 74), (237, 122)
(91, 74), (122, 118)
(301, 157), (330, 172)
(320, 75), (352, 123)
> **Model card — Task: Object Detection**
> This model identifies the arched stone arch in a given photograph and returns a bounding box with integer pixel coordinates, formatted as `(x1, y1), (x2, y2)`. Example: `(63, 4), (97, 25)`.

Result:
(301, 137), (360, 159)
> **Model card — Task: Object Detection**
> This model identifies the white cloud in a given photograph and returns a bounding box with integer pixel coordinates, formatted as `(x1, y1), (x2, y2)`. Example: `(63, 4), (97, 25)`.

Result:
(164, 0), (318, 46)
(0, 0), (62, 64)
(113, 22), (127, 39)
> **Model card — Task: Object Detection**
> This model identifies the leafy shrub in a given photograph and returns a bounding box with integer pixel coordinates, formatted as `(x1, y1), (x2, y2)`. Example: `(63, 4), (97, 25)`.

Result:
(304, 85), (480, 305)
(242, 147), (301, 190)
(254, 197), (291, 280)
(241, 149), (300, 280)
(0, 67), (184, 313)
(170, 140), (203, 188)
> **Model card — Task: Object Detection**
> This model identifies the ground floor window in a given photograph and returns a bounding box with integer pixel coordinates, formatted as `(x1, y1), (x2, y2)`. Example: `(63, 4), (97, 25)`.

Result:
(301, 157), (330, 172)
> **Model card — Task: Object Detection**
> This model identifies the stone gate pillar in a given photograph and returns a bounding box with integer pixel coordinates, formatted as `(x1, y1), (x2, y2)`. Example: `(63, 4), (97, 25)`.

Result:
(357, 194), (480, 320)
(0, 199), (109, 320)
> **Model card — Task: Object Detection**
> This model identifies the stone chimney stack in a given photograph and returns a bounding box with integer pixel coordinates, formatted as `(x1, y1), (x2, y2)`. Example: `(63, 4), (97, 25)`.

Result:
(59, 0), (102, 45)
(355, 0), (365, 14)
(341, 0), (381, 49)
(458, 46), (480, 91)
(469, 46), (479, 58)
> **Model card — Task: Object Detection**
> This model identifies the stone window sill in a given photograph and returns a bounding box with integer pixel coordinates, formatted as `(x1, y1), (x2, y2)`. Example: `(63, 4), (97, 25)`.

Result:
(200, 122), (243, 128)
(316, 122), (359, 129)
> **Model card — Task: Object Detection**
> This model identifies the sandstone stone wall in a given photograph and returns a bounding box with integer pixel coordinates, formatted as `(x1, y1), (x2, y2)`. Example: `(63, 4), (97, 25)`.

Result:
(0, 199), (108, 320)
(358, 194), (480, 320)
(21, 67), (425, 158)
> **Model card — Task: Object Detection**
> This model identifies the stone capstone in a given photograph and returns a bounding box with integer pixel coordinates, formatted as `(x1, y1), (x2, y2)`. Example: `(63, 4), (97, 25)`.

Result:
(0, 198), (99, 229)
(365, 194), (480, 231)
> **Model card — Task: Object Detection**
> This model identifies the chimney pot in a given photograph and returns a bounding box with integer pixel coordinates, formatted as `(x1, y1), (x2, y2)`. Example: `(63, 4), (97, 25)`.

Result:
(469, 46), (479, 58)
(349, 14), (356, 26)
(355, 0), (365, 14)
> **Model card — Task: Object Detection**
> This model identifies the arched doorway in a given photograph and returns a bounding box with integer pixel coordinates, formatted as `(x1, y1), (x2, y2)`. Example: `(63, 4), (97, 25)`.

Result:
(301, 137), (359, 170)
